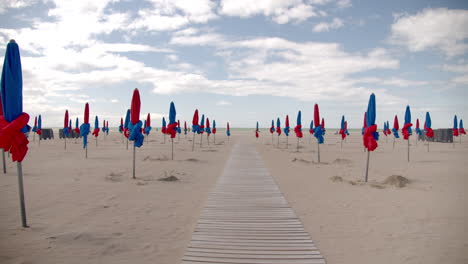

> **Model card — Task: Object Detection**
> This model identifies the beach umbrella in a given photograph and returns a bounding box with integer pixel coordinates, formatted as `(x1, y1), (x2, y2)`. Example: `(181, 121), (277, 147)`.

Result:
(144, 113), (151, 142)
(424, 112), (433, 152)
(392, 115), (400, 149)
(255, 121), (259, 139)
(205, 118), (211, 145)
(119, 117), (123, 133)
(176, 120), (181, 142)
(74, 117), (80, 144)
(199, 114), (205, 147)
(339, 115), (346, 148)
(128, 89), (144, 179)
(453, 115), (458, 147)
(63, 110), (69, 150)
(308, 120), (314, 143)
(212, 120), (217, 144)
(79, 103), (90, 158)
(184, 121), (188, 136)
(226, 122), (231, 142)
(37, 115), (42, 143)
(161, 117), (167, 144)
(415, 118), (422, 145)
(124, 109), (130, 149)
(68, 120), (72, 137)
(321, 118), (325, 134)
(460, 119), (466, 136)
(276, 117), (281, 147)
(284, 115), (290, 148)
(0, 40), (30, 227)
(344, 121), (349, 136)
(294, 110), (303, 151)
(167, 102), (177, 160)
(402, 106), (413, 161)
(363, 93), (378, 182)
(362, 112), (367, 135)
(270, 120), (275, 145)
(191, 109), (199, 151)
(313, 104), (324, 163)
(92, 116), (100, 147)
(31, 116), (37, 142)
(106, 121), (109, 135)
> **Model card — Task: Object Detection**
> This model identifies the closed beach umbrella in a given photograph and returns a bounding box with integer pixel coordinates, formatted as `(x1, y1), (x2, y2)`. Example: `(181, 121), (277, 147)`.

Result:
(284, 115), (290, 136)
(321, 118), (325, 134)
(402, 106), (413, 161)
(37, 114), (42, 137)
(75, 117), (80, 134)
(313, 104), (324, 162)
(270, 120), (275, 145)
(460, 119), (466, 135)
(415, 118), (422, 136)
(212, 120), (217, 143)
(119, 117), (123, 133)
(79, 103), (90, 157)
(276, 117), (281, 147)
(339, 115), (346, 140)
(191, 110), (199, 151)
(32, 116), (37, 141)
(344, 121), (349, 135)
(226, 122), (230, 138)
(453, 115), (459, 137)
(309, 120), (314, 135)
(205, 118), (211, 144)
(199, 114), (205, 147)
(184, 121), (187, 135)
(294, 110), (303, 151)
(167, 102), (177, 159)
(128, 89), (144, 179)
(0, 40), (30, 227)
(106, 121), (109, 135)
(144, 113), (152, 137)
(255, 121), (259, 138)
(91, 115), (100, 147)
(363, 93), (379, 182)
(63, 110), (69, 149)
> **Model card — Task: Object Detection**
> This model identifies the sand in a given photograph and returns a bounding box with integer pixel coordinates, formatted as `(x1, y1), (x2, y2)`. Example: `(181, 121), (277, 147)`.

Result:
(1, 130), (467, 263)
(0, 132), (232, 264)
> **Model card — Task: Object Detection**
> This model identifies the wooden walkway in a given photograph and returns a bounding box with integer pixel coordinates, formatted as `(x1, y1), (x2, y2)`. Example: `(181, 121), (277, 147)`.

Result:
(181, 143), (326, 264)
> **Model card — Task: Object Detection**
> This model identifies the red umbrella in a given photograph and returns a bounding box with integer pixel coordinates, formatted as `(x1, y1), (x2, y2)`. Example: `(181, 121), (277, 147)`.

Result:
(191, 109), (199, 151)
(84, 103), (89, 124)
(129, 88), (143, 179)
(313, 104), (323, 162)
(392, 115), (399, 149)
(314, 104), (320, 128)
(63, 110), (69, 150)
(321, 118), (325, 133)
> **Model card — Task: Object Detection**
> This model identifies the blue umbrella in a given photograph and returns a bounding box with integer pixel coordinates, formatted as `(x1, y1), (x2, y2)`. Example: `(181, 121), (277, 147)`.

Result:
(403, 105), (412, 138)
(294, 111), (303, 150)
(37, 114), (42, 131)
(168, 102), (177, 159)
(363, 93), (378, 182)
(0, 39), (29, 227)
(341, 115), (345, 130)
(453, 115), (458, 138)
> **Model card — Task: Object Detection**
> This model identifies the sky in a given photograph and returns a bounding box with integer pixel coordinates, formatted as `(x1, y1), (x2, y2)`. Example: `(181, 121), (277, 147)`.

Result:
(0, 0), (467, 129)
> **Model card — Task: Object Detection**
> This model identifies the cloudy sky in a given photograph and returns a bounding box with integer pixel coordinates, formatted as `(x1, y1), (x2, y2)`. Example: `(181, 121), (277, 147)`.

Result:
(1, 0), (467, 128)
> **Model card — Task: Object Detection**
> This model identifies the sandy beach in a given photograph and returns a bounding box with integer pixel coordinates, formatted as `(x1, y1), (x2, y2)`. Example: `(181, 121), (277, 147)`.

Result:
(1, 130), (467, 264)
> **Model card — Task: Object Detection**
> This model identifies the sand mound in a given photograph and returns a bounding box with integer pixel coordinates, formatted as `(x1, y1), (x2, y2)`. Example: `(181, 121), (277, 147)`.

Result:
(292, 157), (311, 164)
(185, 158), (203, 162)
(332, 158), (352, 165)
(330, 176), (343, 182)
(105, 172), (123, 182)
(383, 175), (410, 187)
(159, 175), (179, 181)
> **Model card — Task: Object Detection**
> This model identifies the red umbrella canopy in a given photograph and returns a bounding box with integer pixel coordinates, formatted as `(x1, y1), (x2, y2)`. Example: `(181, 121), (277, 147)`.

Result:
(177, 120), (180, 127)
(314, 104), (320, 127)
(130, 88), (141, 125)
(103, 119), (106, 127)
(146, 113), (151, 127)
(64, 109), (69, 128)
(34, 116), (37, 126)
(120, 117), (123, 126)
(227, 122), (230, 130)
(321, 118), (325, 129)
(393, 115), (399, 130)
(192, 109), (199, 125)
(184, 121), (187, 129)
(84, 103), (89, 124)
(106, 120), (108, 128)
(416, 118), (420, 129)
(206, 118), (210, 128)
(285, 115), (289, 127)
(0, 98), (2, 116)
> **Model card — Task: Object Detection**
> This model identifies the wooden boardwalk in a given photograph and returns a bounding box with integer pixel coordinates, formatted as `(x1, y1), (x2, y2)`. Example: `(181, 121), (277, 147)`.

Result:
(181, 143), (326, 264)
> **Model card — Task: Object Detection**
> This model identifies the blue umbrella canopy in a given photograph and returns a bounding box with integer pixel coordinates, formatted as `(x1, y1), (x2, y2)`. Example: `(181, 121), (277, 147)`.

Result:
(453, 115), (458, 129)
(341, 115), (345, 130)
(297, 111), (302, 126)
(124, 109), (130, 129)
(405, 105), (412, 134)
(366, 94), (376, 126)
(213, 120), (216, 130)
(276, 117), (280, 128)
(425, 112), (431, 128)
(162, 117), (166, 127)
(38, 115), (42, 129)
(256, 121), (259, 130)
(460, 119), (464, 129)
(169, 102), (176, 124)
(310, 120), (313, 130)
(1, 40), (24, 127)
(94, 116), (99, 129)
(200, 114), (205, 127)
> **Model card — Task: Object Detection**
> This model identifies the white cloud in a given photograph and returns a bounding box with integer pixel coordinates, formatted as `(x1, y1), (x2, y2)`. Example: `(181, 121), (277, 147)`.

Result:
(219, 0), (319, 24)
(312, 17), (344, 32)
(355, 77), (428, 87)
(216, 100), (232, 106)
(128, 0), (217, 31)
(389, 8), (468, 57)
(336, 0), (351, 9)
(110, 99), (119, 103)
(0, 0), (36, 13)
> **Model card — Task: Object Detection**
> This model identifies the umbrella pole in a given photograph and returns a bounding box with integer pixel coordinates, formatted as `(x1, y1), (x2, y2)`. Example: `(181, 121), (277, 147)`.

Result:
(33, 132), (35, 142)
(64, 137), (66, 150)
(192, 133), (196, 151)
(132, 143), (136, 179)
(172, 138), (174, 160)
(164, 134), (166, 144)
(297, 137), (299, 152)
(126, 138), (128, 150)
(214, 134), (216, 144)
(407, 138), (410, 162)
(96, 137), (98, 147)
(386, 136), (388, 144)
(17, 162), (28, 228)
(207, 134), (209, 145)
(200, 134), (203, 148)
(2, 149), (6, 174)
(317, 141), (320, 163)
(364, 150), (370, 182)
(393, 137), (395, 150)
(428, 141), (430, 152)
(85, 145), (88, 159)
(272, 134), (273, 145)
(286, 136), (288, 148)
(341, 139), (343, 150)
